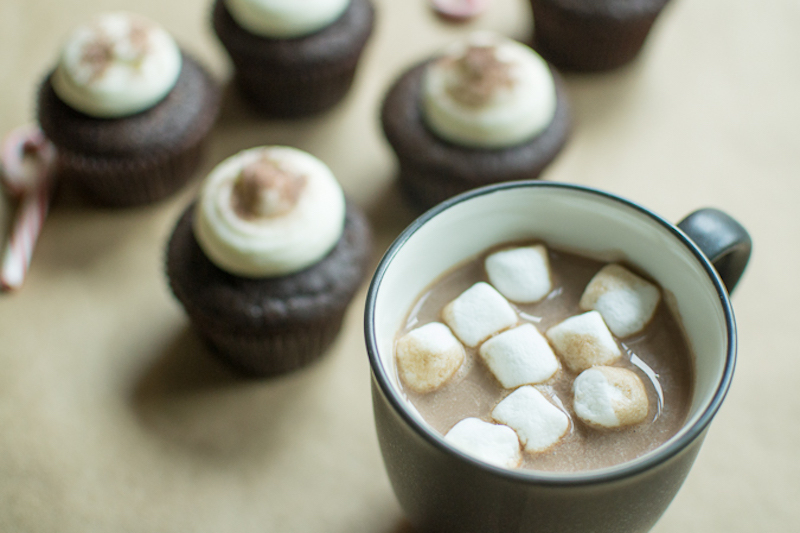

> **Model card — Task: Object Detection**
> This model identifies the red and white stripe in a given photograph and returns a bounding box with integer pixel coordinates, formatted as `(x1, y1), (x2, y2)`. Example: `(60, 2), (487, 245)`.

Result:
(0, 125), (57, 291)
(1, 184), (50, 290)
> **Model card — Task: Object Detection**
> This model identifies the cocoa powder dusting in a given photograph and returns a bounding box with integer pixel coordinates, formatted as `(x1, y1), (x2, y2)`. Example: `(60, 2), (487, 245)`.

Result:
(79, 19), (153, 81)
(128, 21), (151, 52)
(231, 157), (307, 219)
(127, 20), (152, 68)
(80, 35), (115, 82)
(446, 45), (515, 108)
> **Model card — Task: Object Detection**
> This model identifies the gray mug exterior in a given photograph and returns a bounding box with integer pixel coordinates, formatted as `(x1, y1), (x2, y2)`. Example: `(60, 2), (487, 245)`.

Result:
(365, 182), (748, 533)
(372, 378), (704, 533)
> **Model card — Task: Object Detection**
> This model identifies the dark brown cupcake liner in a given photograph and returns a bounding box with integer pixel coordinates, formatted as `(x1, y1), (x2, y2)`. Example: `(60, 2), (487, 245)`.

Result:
(195, 310), (349, 376)
(56, 138), (208, 207)
(231, 60), (364, 118)
(37, 52), (221, 207)
(166, 199), (372, 377)
(530, 0), (671, 72)
(381, 60), (571, 211)
(212, 0), (375, 117)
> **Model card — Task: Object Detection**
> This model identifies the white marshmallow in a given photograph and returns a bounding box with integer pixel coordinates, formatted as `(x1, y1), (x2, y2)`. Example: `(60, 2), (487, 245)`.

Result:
(444, 417), (522, 469)
(573, 367), (649, 428)
(579, 264), (661, 338)
(545, 311), (621, 373)
(485, 244), (552, 303)
(479, 324), (559, 389)
(491, 386), (569, 453)
(396, 322), (465, 394)
(441, 282), (518, 347)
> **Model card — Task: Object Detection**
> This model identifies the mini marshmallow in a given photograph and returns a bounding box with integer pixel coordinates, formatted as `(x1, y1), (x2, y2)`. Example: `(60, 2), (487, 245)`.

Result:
(442, 282), (518, 347)
(485, 245), (552, 303)
(396, 322), (465, 393)
(573, 367), (649, 428)
(579, 264), (661, 338)
(491, 386), (569, 453)
(545, 311), (621, 373)
(479, 324), (559, 389)
(444, 417), (522, 468)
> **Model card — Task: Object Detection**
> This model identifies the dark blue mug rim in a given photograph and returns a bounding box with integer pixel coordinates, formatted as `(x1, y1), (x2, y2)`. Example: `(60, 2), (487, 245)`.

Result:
(364, 180), (736, 487)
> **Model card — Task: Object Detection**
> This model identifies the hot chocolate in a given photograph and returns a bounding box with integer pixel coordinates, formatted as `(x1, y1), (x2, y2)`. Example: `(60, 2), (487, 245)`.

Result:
(395, 242), (694, 472)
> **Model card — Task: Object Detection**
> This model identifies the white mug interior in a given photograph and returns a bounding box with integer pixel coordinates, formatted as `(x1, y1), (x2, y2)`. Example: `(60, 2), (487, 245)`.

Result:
(370, 183), (733, 476)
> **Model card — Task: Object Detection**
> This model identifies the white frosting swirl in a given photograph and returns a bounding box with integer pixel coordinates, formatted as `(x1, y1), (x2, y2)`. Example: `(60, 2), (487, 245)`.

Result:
(422, 32), (557, 149)
(194, 146), (346, 278)
(51, 12), (182, 118)
(224, 0), (350, 38)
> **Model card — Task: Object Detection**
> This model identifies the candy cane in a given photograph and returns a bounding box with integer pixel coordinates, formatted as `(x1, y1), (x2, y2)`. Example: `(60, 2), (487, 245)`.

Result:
(0, 125), (57, 292)
(430, 0), (491, 21)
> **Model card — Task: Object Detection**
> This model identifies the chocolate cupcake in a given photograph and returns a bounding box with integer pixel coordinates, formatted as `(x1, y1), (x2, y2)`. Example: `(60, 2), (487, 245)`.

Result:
(166, 146), (372, 377)
(37, 12), (220, 207)
(529, 0), (672, 71)
(212, 0), (375, 117)
(381, 32), (570, 211)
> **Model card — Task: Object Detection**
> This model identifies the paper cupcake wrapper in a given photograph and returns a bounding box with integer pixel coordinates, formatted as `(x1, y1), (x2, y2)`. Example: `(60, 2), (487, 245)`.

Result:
(196, 311), (348, 377)
(212, 0), (374, 117)
(530, 0), (671, 71)
(232, 60), (362, 117)
(58, 138), (208, 207)
(396, 161), (490, 212)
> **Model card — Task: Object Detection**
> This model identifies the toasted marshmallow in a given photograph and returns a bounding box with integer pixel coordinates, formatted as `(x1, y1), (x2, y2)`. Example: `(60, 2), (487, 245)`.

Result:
(484, 244), (551, 303)
(579, 264), (662, 338)
(441, 282), (517, 347)
(491, 386), (569, 453)
(545, 311), (621, 373)
(444, 417), (522, 468)
(479, 324), (559, 389)
(573, 367), (649, 428)
(396, 322), (465, 393)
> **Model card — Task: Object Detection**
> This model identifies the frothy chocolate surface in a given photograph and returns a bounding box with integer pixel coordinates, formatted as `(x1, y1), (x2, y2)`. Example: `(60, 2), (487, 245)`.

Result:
(396, 243), (694, 472)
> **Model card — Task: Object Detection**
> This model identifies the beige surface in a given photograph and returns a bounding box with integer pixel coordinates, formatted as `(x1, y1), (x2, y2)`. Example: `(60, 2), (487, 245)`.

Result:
(1, 0), (798, 531)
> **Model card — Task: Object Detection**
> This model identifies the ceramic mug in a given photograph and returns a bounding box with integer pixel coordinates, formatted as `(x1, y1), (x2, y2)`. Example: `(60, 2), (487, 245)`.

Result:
(364, 181), (750, 533)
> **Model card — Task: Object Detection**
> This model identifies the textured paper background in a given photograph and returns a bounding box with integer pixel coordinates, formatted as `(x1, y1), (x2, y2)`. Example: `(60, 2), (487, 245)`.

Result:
(1, 0), (798, 531)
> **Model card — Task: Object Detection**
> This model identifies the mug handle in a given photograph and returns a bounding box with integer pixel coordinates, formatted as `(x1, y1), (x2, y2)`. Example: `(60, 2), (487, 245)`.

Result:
(677, 208), (752, 294)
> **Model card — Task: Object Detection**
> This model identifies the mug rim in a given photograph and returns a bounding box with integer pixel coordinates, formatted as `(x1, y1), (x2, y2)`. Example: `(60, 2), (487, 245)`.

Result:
(364, 180), (737, 486)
